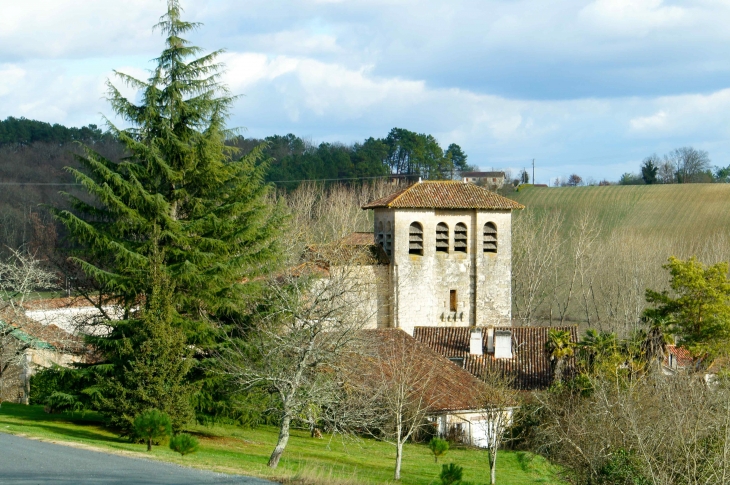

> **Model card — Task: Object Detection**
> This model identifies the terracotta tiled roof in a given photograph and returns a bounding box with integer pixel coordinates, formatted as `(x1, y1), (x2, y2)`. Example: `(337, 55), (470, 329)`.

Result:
(413, 326), (579, 390)
(362, 181), (524, 210)
(303, 240), (389, 266)
(664, 345), (693, 369)
(350, 329), (488, 413)
(338, 232), (375, 246)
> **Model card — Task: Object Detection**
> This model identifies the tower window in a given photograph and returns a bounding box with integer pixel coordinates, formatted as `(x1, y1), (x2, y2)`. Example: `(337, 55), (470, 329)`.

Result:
(409, 222), (424, 255)
(436, 222), (449, 253)
(377, 221), (384, 248)
(483, 222), (497, 253)
(450, 290), (457, 312)
(454, 223), (467, 253)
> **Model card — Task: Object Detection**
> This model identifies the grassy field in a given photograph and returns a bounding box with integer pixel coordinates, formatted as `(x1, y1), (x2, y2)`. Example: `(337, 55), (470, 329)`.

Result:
(0, 403), (562, 485)
(510, 184), (730, 241)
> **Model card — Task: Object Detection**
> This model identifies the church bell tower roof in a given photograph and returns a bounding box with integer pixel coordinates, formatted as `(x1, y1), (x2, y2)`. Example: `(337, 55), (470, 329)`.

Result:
(362, 180), (525, 211)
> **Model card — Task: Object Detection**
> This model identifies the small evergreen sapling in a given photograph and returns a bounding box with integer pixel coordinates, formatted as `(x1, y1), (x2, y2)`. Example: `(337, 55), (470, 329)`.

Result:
(439, 463), (463, 485)
(134, 409), (172, 451)
(429, 437), (449, 463)
(169, 433), (199, 456)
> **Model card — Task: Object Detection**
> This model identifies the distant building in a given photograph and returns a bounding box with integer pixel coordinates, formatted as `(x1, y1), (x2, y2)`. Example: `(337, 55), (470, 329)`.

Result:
(460, 171), (506, 189)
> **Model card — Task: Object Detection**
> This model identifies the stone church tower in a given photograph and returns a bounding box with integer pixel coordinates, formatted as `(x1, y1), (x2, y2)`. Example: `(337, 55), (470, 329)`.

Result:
(362, 181), (524, 335)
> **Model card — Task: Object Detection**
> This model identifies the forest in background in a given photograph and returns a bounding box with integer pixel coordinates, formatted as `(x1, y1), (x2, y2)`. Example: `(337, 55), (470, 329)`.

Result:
(0, 117), (472, 252)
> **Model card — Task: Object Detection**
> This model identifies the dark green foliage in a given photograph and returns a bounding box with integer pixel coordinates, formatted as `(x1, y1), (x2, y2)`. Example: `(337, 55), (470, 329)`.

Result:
(594, 449), (650, 485)
(0, 117), (110, 146)
(640, 157), (658, 184)
(385, 127), (452, 180)
(506, 402), (543, 449)
(134, 409), (172, 451)
(52, 0), (285, 428)
(261, 134), (389, 188)
(618, 173), (644, 185)
(29, 366), (92, 412)
(428, 437), (449, 463)
(93, 253), (197, 433)
(439, 463), (463, 485)
(445, 143), (474, 172)
(169, 433), (199, 456)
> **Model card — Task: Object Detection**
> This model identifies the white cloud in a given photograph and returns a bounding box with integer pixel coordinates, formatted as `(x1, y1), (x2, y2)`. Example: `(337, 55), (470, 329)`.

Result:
(580, 0), (686, 36)
(630, 110), (669, 131)
(0, 64), (25, 96)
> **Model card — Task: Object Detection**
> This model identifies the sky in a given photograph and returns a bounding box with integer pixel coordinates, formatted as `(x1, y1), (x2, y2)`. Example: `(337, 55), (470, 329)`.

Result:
(1, 0), (730, 183)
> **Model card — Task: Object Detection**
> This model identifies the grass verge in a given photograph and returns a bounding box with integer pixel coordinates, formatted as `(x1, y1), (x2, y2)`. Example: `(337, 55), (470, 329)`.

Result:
(0, 403), (563, 485)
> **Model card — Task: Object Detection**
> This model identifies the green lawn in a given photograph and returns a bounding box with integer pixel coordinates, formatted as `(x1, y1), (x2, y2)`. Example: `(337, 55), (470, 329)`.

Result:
(0, 403), (562, 485)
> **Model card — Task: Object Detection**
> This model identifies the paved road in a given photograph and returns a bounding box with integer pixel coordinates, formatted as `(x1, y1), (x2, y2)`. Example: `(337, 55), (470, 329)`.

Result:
(0, 433), (276, 484)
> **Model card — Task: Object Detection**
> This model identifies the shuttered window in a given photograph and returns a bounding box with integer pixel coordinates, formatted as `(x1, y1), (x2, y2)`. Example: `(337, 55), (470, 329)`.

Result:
(454, 223), (467, 253)
(409, 222), (424, 255)
(483, 222), (497, 253)
(436, 222), (449, 253)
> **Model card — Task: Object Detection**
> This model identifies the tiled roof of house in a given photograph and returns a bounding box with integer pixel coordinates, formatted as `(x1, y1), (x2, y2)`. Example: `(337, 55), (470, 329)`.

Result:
(348, 329), (488, 413)
(362, 181), (524, 210)
(338, 232), (375, 246)
(664, 345), (693, 369)
(303, 238), (389, 267)
(413, 326), (579, 390)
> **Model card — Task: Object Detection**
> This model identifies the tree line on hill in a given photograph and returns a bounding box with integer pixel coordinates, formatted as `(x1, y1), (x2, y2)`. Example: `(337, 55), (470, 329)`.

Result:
(620, 146), (730, 185)
(0, 121), (472, 252)
(0, 117), (113, 146)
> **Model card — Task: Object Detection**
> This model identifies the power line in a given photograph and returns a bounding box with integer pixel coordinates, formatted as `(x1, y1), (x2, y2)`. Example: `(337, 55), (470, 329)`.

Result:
(0, 174), (416, 187)
(0, 182), (82, 186)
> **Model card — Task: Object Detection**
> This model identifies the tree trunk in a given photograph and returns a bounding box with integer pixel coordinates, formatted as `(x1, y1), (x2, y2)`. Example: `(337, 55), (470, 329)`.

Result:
(490, 448), (497, 485)
(394, 439), (403, 480)
(268, 414), (291, 468)
(147, 438), (152, 452)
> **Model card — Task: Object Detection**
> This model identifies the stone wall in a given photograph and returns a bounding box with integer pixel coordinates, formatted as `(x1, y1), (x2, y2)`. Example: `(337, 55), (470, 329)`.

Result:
(373, 207), (513, 335)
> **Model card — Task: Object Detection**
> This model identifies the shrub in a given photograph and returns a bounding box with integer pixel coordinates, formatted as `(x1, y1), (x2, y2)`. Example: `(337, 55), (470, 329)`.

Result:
(169, 433), (199, 456)
(133, 409), (172, 451)
(596, 449), (650, 485)
(429, 437), (450, 463)
(440, 463), (463, 485)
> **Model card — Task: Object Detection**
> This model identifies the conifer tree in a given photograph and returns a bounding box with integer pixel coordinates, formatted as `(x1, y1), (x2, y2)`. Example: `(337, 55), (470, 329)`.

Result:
(53, 0), (284, 427)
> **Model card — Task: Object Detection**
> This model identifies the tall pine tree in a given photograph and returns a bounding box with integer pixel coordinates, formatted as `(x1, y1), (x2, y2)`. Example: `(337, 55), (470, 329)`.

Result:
(53, 0), (284, 429)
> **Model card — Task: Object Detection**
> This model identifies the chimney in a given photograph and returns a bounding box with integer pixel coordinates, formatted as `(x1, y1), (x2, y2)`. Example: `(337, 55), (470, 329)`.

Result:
(494, 329), (512, 359)
(486, 327), (495, 353)
(469, 328), (483, 356)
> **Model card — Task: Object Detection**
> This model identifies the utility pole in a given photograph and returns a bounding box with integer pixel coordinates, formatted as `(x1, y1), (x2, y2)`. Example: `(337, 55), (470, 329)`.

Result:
(532, 159), (535, 185)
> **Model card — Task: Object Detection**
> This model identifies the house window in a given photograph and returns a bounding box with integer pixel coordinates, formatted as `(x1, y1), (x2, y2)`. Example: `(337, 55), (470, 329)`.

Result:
(454, 223), (467, 253)
(436, 222), (449, 253)
(409, 222), (424, 255)
(483, 222), (497, 253)
(450, 290), (457, 312)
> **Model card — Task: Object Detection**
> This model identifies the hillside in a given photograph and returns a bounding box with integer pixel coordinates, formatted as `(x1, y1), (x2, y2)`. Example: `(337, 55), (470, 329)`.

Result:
(510, 184), (730, 241)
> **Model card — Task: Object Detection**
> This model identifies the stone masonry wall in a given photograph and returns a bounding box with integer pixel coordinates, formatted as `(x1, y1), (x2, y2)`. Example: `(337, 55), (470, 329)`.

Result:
(374, 207), (512, 335)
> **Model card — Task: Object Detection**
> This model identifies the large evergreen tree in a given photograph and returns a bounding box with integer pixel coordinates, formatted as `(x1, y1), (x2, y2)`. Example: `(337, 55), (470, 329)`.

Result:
(53, 0), (284, 429)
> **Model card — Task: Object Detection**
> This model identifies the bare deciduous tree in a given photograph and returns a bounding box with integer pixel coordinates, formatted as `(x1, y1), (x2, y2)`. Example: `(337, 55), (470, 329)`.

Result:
(478, 370), (520, 485)
(534, 373), (730, 485)
(219, 252), (377, 469)
(0, 248), (57, 402)
(359, 330), (439, 481)
(512, 209), (563, 326)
